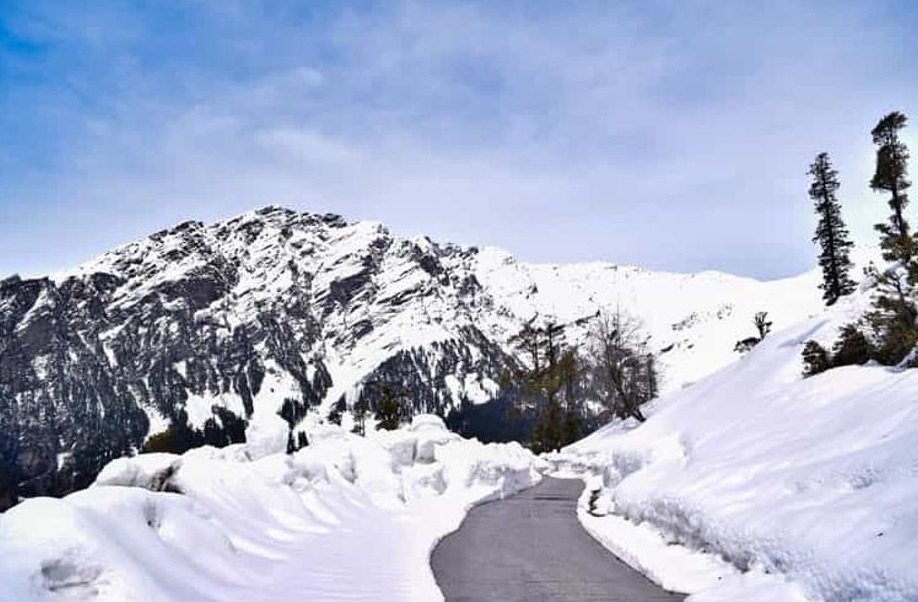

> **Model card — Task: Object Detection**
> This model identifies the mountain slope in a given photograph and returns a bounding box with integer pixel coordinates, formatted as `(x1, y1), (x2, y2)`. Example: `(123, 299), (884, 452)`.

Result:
(0, 206), (823, 504)
(553, 284), (918, 601)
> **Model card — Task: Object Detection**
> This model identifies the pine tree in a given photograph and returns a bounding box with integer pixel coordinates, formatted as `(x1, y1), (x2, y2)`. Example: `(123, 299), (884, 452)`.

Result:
(562, 409), (582, 447)
(530, 400), (563, 454)
(327, 399), (345, 426)
(509, 320), (575, 452)
(861, 112), (918, 366)
(374, 384), (403, 431)
(558, 349), (583, 446)
(801, 340), (830, 377)
(831, 324), (873, 366)
(808, 152), (856, 305)
(863, 267), (918, 366)
(142, 427), (181, 453)
(870, 111), (913, 262)
(351, 400), (368, 436)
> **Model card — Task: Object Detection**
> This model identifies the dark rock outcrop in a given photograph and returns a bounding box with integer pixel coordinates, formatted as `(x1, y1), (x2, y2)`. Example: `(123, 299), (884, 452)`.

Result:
(0, 208), (526, 509)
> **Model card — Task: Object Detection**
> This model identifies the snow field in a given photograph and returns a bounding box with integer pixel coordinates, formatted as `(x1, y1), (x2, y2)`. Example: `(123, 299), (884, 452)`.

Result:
(0, 415), (540, 601)
(551, 290), (918, 602)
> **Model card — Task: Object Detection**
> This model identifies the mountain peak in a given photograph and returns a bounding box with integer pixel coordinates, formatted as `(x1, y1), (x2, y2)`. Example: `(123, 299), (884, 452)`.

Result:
(0, 206), (826, 508)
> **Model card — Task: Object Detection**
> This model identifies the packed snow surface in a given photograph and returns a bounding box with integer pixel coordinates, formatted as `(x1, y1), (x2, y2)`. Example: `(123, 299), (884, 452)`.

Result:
(0, 416), (539, 601)
(551, 289), (918, 602)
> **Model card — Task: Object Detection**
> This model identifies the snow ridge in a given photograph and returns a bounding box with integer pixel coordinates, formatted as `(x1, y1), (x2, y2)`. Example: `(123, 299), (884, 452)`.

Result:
(0, 416), (540, 602)
(552, 287), (918, 602)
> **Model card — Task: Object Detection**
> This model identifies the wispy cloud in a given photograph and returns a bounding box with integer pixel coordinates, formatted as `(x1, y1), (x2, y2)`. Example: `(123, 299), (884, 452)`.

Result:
(1, 0), (916, 278)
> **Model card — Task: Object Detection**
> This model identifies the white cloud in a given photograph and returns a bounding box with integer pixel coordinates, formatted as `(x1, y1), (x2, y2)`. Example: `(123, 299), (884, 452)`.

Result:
(1, 1), (916, 279)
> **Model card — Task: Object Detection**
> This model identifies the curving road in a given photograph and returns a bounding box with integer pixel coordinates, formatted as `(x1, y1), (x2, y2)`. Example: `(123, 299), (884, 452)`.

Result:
(431, 477), (685, 602)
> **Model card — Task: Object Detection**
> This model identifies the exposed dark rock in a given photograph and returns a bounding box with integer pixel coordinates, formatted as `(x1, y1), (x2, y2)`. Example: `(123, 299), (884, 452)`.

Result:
(0, 207), (532, 505)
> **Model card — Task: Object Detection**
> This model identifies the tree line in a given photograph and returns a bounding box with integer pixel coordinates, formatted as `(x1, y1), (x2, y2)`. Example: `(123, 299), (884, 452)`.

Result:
(329, 311), (661, 454)
(802, 110), (916, 374)
(506, 310), (658, 453)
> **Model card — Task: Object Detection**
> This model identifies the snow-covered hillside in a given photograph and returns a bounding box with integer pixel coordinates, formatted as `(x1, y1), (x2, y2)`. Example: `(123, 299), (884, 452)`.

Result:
(2, 280), (912, 602)
(0, 205), (828, 504)
(550, 287), (918, 602)
(1, 205), (913, 601)
(0, 415), (539, 601)
(473, 246), (826, 394)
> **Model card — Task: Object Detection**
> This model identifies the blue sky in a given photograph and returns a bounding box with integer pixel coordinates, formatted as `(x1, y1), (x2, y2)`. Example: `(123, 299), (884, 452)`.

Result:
(1, 1), (916, 279)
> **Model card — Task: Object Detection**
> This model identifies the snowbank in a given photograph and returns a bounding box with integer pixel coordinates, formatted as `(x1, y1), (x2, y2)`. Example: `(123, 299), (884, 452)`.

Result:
(551, 291), (918, 602)
(0, 415), (539, 601)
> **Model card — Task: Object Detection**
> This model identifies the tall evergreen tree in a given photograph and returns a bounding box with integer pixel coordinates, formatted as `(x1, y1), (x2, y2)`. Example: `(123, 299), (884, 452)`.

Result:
(861, 111), (918, 366)
(558, 349), (583, 446)
(808, 152), (856, 305)
(870, 111), (912, 262)
(509, 320), (576, 452)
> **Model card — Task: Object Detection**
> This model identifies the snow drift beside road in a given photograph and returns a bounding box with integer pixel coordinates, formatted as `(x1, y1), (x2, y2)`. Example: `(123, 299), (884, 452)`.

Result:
(0, 415), (539, 602)
(553, 289), (918, 602)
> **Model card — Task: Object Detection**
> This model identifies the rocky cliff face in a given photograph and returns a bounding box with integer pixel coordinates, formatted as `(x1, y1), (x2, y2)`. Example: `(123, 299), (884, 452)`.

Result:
(0, 206), (823, 508)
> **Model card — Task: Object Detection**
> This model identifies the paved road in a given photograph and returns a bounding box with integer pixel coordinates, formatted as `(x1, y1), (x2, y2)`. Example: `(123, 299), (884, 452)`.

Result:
(431, 477), (685, 602)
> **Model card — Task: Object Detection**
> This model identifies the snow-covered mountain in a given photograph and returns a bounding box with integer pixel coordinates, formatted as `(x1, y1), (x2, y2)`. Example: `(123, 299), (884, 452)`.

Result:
(1, 244), (912, 602)
(0, 205), (824, 505)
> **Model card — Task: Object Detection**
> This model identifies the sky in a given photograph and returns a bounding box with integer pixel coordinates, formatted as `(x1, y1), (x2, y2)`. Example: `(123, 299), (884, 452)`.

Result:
(1, 1), (916, 280)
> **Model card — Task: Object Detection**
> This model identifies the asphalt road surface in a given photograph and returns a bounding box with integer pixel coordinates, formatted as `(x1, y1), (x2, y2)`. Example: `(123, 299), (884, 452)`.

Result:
(431, 477), (686, 602)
